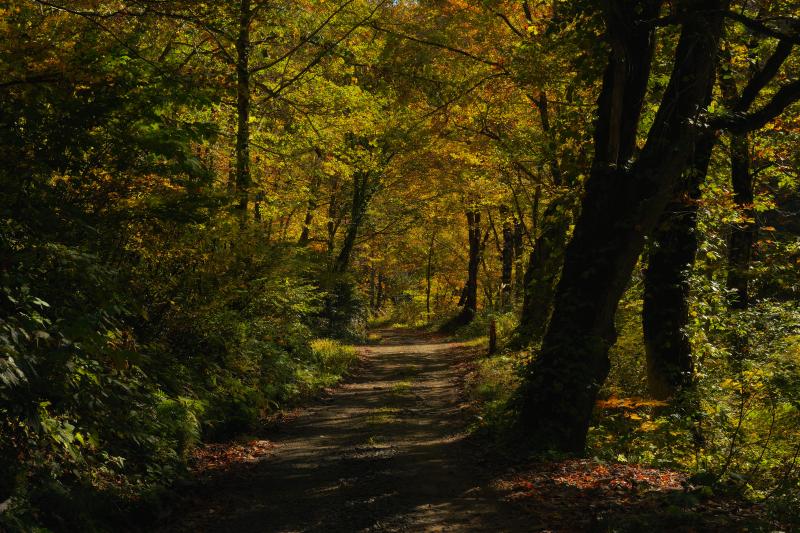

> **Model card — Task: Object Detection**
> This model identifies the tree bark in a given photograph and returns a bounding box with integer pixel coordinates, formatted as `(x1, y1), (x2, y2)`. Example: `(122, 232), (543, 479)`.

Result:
(299, 154), (323, 245)
(513, 216), (524, 302)
(426, 233), (435, 321)
(457, 284), (467, 307)
(501, 206), (514, 309)
(369, 265), (376, 310)
(442, 210), (481, 330)
(643, 136), (714, 400)
(376, 271), (384, 311)
(726, 133), (756, 309)
(334, 171), (374, 274)
(643, 28), (796, 397)
(326, 174), (340, 261)
(298, 202), (314, 245)
(517, 1), (724, 452)
(235, 0), (251, 214)
(514, 197), (571, 345)
(463, 211), (481, 319)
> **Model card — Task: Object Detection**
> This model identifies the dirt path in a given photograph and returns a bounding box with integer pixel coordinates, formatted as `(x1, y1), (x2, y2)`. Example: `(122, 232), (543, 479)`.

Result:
(163, 330), (527, 532)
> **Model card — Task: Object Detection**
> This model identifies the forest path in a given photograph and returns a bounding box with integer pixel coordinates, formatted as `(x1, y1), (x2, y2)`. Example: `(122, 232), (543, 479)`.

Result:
(162, 330), (528, 532)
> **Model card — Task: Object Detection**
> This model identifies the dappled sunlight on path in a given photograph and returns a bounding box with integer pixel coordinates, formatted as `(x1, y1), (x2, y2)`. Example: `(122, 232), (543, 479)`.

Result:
(161, 330), (527, 532)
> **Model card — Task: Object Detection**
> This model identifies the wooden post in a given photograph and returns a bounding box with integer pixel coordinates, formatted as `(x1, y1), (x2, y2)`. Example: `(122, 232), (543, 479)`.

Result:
(488, 319), (497, 356)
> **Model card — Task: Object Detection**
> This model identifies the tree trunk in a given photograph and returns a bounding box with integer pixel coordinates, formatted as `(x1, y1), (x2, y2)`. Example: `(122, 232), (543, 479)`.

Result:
(457, 284), (467, 307)
(643, 136), (714, 400)
(376, 271), (384, 311)
(443, 211), (481, 330)
(334, 171), (372, 274)
(514, 197), (571, 345)
(326, 174), (340, 261)
(463, 211), (481, 318)
(369, 265), (376, 310)
(517, 1), (723, 452)
(716, 35), (793, 308)
(501, 206), (514, 309)
(726, 133), (756, 309)
(481, 254), (494, 310)
(299, 151), (323, 244)
(426, 233), (435, 321)
(513, 216), (525, 302)
(298, 198), (316, 245)
(235, 0), (251, 214)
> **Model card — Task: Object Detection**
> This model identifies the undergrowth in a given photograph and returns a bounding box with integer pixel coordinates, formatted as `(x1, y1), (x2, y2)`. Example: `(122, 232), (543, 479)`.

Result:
(464, 285), (800, 528)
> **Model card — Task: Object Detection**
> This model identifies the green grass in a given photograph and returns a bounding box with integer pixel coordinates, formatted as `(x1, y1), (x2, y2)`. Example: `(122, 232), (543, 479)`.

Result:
(450, 310), (519, 341)
(365, 406), (401, 426)
(465, 353), (523, 435)
(310, 338), (358, 376)
(287, 339), (359, 399)
(392, 380), (413, 394)
(460, 336), (489, 348)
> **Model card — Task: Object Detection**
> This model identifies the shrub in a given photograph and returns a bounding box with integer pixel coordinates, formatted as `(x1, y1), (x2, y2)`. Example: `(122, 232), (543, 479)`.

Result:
(449, 310), (519, 342)
(310, 338), (358, 376)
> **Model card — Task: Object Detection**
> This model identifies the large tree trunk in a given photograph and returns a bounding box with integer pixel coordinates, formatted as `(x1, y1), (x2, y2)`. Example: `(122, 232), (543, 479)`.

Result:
(643, 136), (714, 400)
(517, 1), (724, 452)
(235, 0), (251, 214)
(726, 133), (756, 309)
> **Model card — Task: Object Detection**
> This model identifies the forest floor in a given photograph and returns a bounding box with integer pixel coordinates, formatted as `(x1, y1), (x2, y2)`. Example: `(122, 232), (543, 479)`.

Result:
(157, 330), (779, 533)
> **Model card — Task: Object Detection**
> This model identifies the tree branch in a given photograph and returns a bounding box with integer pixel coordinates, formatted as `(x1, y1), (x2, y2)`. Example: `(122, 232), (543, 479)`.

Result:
(495, 11), (525, 39)
(735, 39), (794, 112)
(715, 78), (800, 134)
(267, 0), (385, 98)
(0, 74), (62, 89)
(725, 11), (800, 44)
(370, 23), (507, 71)
(250, 0), (356, 74)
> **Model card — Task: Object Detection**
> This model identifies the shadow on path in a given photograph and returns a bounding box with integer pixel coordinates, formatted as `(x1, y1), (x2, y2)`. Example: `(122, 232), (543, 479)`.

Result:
(161, 330), (527, 532)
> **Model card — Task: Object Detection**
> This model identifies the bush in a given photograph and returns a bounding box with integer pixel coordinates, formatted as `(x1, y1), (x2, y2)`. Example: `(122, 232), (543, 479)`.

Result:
(319, 279), (369, 342)
(155, 395), (203, 460)
(465, 353), (522, 436)
(310, 338), (359, 377)
(0, 217), (368, 531)
(448, 310), (519, 342)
